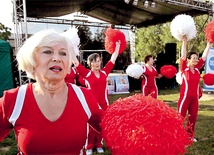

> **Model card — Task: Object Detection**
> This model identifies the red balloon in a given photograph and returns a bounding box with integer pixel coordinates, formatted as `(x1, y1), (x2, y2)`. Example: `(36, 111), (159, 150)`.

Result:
(104, 27), (126, 54)
(160, 65), (177, 79)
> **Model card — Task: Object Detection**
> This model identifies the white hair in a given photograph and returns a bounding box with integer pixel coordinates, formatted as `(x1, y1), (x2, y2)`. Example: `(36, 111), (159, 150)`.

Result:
(16, 29), (74, 79)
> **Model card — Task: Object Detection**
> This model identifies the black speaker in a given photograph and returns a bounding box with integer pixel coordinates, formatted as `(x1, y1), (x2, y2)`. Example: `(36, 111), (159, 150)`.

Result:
(155, 43), (178, 89)
(165, 43), (176, 64)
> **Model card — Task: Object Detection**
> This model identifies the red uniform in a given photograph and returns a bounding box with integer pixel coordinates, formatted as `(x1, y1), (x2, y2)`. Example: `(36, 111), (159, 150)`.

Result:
(177, 58), (205, 138)
(76, 61), (114, 150)
(141, 66), (158, 98)
(0, 83), (102, 155)
(65, 67), (85, 86)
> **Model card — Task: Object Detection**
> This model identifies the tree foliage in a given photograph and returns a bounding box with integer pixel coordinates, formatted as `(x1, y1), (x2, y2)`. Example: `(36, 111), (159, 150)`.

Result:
(135, 14), (211, 62)
(78, 25), (92, 50)
(0, 23), (11, 41)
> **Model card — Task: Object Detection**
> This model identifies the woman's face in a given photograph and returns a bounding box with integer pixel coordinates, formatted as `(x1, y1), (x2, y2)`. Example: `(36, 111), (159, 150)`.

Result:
(90, 57), (101, 71)
(147, 57), (154, 65)
(188, 54), (199, 66)
(34, 42), (70, 83)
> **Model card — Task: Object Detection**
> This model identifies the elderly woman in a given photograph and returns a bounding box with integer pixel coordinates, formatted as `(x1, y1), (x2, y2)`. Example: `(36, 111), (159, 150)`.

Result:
(0, 29), (103, 154)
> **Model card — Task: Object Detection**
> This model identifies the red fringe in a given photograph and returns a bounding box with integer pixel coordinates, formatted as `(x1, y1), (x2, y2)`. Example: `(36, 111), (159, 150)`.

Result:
(160, 65), (177, 79)
(205, 20), (214, 43)
(104, 27), (127, 54)
(101, 94), (191, 155)
(203, 73), (214, 85)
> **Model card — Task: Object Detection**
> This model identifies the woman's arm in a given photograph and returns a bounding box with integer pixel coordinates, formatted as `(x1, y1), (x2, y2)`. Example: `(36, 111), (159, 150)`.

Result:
(0, 96), (13, 141)
(180, 36), (187, 60)
(202, 42), (212, 61)
(110, 41), (121, 64)
(71, 49), (80, 67)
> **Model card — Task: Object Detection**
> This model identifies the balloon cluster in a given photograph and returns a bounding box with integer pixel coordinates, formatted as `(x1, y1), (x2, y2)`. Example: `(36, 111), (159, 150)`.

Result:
(160, 65), (177, 79)
(104, 27), (127, 54)
(101, 94), (191, 155)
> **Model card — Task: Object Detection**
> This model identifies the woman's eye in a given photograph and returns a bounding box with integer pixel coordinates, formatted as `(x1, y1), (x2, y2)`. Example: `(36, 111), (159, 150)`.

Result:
(59, 51), (67, 56)
(43, 50), (52, 54)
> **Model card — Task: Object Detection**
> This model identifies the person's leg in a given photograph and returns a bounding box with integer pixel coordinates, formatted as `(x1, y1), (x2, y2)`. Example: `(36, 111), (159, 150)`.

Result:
(85, 126), (96, 150)
(178, 95), (190, 118)
(142, 85), (149, 96)
(187, 97), (199, 139)
(95, 133), (104, 153)
(150, 86), (158, 99)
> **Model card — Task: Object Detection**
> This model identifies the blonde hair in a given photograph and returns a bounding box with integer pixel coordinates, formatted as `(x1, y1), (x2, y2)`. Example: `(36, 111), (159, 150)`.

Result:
(16, 29), (74, 79)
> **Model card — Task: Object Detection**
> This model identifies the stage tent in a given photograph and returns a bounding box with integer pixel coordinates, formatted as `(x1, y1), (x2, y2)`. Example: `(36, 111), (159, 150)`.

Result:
(0, 39), (14, 97)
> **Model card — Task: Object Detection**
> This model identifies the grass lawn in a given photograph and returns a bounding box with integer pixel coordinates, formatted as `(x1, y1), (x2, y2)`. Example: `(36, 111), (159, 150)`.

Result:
(0, 86), (214, 155)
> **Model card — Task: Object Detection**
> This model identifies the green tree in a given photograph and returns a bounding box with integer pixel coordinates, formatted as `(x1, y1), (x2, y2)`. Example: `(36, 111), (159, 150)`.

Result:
(0, 23), (11, 41)
(78, 25), (92, 50)
(135, 24), (166, 62)
(189, 14), (211, 54)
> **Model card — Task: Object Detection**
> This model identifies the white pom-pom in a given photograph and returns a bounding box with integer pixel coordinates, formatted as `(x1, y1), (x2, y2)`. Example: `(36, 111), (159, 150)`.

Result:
(126, 63), (145, 79)
(170, 14), (196, 41)
(176, 72), (182, 85)
(61, 26), (80, 55)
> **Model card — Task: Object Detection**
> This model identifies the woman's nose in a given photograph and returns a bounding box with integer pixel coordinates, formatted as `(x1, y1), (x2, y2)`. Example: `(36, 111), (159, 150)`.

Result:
(52, 53), (61, 62)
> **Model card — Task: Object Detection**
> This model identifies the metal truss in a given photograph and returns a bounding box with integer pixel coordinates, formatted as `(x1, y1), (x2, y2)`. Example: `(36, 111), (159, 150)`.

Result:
(164, 0), (213, 12)
(13, 0), (31, 85)
(25, 17), (130, 30)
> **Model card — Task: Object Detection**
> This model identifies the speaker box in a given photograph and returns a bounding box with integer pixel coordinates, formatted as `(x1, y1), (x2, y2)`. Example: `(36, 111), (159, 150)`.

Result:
(155, 43), (178, 89)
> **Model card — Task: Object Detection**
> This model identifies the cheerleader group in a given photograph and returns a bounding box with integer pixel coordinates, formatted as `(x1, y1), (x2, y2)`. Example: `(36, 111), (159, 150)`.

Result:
(102, 15), (214, 154)
(1, 14), (213, 155)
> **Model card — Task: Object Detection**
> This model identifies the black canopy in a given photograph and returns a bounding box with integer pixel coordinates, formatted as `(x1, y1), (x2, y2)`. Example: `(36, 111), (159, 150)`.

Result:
(23, 0), (211, 27)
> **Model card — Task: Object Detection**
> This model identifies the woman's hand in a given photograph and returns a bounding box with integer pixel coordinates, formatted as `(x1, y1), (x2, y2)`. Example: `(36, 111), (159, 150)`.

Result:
(181, 35), (187, 42)
(202, 42), (213, 61)
(71, 48), (80, 67)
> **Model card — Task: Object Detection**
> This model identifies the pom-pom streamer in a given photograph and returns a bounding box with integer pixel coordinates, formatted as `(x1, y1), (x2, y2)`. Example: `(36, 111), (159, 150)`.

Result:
(205, 20), (214, 43)
(101, 94), (191, 155)
(176, 71), (182, 85)
(203, 73), (214, 86)
(160, 65), (177, 79)
(104, 27), (126, 54)
(126, 63), (145, 79)
(60, 26), (80, 56)
(170, 14), (196, 41)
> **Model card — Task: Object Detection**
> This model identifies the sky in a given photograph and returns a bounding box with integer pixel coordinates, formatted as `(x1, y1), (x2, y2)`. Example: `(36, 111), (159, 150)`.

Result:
(0, 0), (13, 30)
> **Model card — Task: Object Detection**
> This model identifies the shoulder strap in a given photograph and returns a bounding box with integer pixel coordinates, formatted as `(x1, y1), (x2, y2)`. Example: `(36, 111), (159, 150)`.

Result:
(70, 84), (92, 118)
(9, 84), (28, 126)
(100, 70), (107, 76)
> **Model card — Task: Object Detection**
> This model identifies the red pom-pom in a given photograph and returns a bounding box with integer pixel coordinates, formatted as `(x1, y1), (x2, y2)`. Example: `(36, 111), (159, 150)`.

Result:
(101, 94), (191, 155)
(203, 73), (214, 85)
(160, 65), (177, 79)
(205, 20), (214, 43)
(104, 27), (126, 54)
